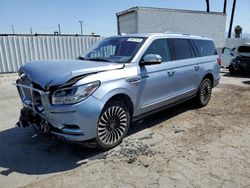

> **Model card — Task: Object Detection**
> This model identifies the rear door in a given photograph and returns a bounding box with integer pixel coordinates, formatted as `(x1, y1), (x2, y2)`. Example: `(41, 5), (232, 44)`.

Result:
(167, 38), (200, 100)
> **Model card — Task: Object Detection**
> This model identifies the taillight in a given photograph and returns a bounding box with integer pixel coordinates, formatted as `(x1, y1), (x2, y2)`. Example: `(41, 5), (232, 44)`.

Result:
(217, 56), (222, 66)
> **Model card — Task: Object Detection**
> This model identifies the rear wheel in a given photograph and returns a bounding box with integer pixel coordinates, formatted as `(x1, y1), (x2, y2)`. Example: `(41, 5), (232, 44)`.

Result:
(96, 100), (130, 150)
(195, 78), (212, 107)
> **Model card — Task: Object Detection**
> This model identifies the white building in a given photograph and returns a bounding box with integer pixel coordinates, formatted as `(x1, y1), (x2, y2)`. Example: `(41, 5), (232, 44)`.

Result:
(116, 7), (227, 48)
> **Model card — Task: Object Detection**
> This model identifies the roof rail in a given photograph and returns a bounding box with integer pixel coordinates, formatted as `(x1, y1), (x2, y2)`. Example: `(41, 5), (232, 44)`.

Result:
(164, 31), (205, 38)
(164, 31), (190, 35)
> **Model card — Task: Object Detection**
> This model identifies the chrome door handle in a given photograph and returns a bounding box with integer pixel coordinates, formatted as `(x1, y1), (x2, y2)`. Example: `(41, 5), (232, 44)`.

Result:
(194, 65), (200, 71)
(167, 69), (175, 75)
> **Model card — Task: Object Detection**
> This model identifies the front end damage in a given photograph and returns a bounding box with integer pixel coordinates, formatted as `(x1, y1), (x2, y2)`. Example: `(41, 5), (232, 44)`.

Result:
(14, 75), (103, 142)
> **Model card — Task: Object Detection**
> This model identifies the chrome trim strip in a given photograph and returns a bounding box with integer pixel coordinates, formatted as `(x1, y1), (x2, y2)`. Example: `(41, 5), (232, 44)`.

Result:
(141, 88), (196, 109)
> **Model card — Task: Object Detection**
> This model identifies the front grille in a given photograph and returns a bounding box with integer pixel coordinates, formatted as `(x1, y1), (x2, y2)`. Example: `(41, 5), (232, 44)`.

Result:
(16, 77), (43, 111)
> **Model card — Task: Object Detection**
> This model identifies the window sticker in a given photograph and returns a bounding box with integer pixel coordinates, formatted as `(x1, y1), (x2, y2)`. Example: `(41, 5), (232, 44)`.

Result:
(127, 38), (143, 42)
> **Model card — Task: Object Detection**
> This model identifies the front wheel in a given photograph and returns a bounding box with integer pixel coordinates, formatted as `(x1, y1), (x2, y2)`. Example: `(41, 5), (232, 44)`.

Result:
(195, 78), (212, 107)
(96, 100), (130, 150)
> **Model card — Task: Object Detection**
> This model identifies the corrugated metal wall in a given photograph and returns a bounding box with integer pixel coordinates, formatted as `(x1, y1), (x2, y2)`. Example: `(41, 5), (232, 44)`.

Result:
(0, 35), (104, 73)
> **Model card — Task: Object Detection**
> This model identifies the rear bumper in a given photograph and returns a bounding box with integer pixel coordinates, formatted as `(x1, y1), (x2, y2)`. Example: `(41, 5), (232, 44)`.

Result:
(15, 83), (104, 142)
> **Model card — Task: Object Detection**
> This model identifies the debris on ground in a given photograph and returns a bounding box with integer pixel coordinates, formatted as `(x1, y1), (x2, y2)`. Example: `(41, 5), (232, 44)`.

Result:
(172, 125), (185, 134)
(118, 139), (154, 164)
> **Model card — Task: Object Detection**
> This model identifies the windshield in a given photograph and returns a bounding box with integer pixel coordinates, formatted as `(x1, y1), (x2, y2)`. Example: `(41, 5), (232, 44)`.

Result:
(81, 37), (146, 63)
(238, 46), (250, 53)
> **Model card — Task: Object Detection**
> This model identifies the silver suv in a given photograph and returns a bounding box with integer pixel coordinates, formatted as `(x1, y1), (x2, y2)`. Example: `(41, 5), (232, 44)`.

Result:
(15, 33), (220, 150)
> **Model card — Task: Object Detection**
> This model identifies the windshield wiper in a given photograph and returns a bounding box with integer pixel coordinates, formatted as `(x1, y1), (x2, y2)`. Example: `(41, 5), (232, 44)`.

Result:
(86, 57), (113, 63)
(77, 56), (85, 60)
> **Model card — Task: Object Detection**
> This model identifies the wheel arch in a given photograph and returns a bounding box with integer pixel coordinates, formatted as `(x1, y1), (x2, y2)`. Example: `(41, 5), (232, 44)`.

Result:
(202, 72), (214, 86)
(104, 93), (134, 116)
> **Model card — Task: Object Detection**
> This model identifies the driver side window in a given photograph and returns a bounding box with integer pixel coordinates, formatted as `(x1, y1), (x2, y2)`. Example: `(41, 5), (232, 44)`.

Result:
(143, 39), (171, 62)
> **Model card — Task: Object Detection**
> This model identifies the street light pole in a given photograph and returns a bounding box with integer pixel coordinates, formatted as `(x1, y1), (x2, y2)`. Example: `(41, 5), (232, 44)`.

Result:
(79, 20), (83, 35)
(58, 23), (61, 35)
(11, 25), (15, 34)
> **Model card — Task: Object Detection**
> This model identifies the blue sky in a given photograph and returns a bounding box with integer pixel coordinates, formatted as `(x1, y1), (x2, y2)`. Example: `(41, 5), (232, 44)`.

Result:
(0, 0), (249, 36)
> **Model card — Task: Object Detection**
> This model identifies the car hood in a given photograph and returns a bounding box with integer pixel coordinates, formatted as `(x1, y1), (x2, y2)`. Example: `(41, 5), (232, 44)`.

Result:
(19, 60), (124, 89)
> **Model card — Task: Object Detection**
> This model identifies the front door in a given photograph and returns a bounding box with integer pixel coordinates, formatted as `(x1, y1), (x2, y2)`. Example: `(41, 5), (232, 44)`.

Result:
(137, 39), (177, 114)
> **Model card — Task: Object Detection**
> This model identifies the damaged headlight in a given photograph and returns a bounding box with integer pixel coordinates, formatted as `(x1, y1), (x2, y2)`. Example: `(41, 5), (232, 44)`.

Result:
(52, 81), (100, 105)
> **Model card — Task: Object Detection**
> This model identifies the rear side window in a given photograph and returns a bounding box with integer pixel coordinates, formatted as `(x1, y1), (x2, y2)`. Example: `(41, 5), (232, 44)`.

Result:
(192, 40), (217, 56)
(143, 39), (171, 62)
(169, 39), (194, 60)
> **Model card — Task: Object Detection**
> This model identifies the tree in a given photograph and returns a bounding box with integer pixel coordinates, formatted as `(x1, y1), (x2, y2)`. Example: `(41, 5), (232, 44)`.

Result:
(234, 25), (242, 38)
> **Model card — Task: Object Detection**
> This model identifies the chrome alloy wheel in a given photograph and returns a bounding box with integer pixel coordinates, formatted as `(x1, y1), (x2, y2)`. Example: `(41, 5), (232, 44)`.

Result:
(97, 106), (128, 145)
(200, 80), (212, 105)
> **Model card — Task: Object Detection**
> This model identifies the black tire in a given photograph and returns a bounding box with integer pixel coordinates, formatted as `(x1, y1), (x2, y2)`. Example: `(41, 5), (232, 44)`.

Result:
(195, 78), (212, 107)
(96, 100), (130, 150)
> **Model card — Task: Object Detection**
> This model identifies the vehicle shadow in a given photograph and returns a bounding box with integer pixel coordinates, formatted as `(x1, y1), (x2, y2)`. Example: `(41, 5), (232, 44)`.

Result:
(128, 101), (193, 136)
(222, 72), (250, 79)
(0, 101), (194, 176)
(0, 127), (103, 176)
(242, 80), (250, 85)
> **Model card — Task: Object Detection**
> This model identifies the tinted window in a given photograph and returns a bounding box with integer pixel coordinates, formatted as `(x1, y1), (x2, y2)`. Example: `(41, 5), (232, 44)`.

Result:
(192, 40), (217, 56)
(143, 39), (171, 62)
(169, 39), (194, 60)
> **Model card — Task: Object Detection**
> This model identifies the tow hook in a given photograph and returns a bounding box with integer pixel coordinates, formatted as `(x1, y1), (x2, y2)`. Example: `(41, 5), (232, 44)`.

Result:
(16, 121), (29, 128)
(40, 120), (51, 133)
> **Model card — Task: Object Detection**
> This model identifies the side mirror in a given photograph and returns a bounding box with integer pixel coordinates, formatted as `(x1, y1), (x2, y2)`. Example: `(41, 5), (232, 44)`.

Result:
(140, 54), (162, 66)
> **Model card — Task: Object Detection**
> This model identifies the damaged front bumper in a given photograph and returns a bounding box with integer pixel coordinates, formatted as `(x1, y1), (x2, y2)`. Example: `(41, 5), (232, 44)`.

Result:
(15, 82), (104, 142)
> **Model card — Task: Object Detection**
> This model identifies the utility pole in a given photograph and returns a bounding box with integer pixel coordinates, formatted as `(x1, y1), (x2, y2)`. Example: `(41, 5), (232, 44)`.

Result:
(79, 20), (83, 35)
(223, 0), (227, 13)
(228, 0), (237, 38)
(30, 28), (33, 35)
(11, 25), (15, 34)
(58, 23), (61, 35)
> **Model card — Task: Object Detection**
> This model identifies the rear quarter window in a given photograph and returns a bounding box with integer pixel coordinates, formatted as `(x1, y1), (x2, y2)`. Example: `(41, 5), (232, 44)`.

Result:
(192, 39), (217, 56)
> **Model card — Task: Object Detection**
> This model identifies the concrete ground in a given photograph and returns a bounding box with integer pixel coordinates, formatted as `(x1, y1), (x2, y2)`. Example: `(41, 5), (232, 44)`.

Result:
(0, 69), (250, 188)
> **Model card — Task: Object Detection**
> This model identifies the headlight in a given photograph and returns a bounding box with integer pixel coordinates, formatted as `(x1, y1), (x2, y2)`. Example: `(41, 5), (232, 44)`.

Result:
(231, 57), (240, 65)
(52, 81), (100, 105)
